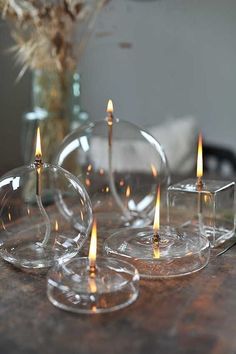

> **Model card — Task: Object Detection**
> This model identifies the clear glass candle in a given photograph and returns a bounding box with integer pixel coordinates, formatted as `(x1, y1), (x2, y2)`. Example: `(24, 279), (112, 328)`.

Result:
(167, 179), (235, 247)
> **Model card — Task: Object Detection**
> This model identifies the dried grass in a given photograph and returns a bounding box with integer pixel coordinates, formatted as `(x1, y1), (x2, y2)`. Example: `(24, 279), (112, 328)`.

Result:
(1, 0), (105, 75)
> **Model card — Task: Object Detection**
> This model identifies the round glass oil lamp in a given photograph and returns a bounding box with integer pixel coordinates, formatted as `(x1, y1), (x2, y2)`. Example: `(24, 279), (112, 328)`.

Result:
(47, 220), (140, 314)
(54, 100), (170, 230)
(0, 128), (92, 271)
(104, 186), (210, 279)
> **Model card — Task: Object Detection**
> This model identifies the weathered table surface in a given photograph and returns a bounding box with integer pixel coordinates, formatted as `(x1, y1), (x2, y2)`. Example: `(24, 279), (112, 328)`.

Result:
(0, 231), (236, 354)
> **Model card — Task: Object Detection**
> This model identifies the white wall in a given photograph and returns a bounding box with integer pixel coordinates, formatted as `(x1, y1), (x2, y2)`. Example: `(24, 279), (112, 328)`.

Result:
(1, 0), (236, 169)
(80, 0), (236, 151)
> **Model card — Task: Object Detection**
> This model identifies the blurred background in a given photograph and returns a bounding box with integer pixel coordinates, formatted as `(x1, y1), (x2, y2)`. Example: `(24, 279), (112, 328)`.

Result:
(0, 0), (236, 173)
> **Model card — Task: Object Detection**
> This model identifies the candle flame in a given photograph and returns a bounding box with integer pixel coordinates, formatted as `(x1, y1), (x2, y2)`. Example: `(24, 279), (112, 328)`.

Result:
(35, 127), (42, 159)
(107, 99), (114, 114)
(125, 185), (131, 198)
(89, 219), (97, 271)
(88, 243), (97, 312)
(196, 133), (203, 178)
(151, 164), (158, 178)
(153, 186), (160, 233)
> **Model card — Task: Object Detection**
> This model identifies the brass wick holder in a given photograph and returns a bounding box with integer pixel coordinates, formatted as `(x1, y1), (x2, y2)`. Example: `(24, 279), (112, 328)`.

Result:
(196, 177), (203, 221)
(196, 177), (203, 190)
(33, 156), (52, 248)
(107, 113), (131, 220)
(107, 112), (113, 148)
(34, 156), (43, 196)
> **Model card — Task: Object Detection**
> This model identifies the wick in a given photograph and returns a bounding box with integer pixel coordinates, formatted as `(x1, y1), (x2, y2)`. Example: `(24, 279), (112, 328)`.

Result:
(34, 155), (42, 167)
(107, 111), (113, 123)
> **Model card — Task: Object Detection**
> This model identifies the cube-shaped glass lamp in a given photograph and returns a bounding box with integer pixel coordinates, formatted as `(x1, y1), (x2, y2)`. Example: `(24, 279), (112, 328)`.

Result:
(167, 179), (235, 247)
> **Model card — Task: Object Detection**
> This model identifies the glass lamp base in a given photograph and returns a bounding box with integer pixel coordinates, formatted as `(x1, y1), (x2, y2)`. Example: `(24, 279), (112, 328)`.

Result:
(94, 210), (151, 230)
(0, 234), (78, 270)
(47, 257), (139, 314)
(181, 220), (235, 248)
(104, 226), (210, 279)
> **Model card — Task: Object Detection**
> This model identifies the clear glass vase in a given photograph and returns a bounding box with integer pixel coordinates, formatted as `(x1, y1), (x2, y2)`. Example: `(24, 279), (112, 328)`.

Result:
(22, 69), (88, 164)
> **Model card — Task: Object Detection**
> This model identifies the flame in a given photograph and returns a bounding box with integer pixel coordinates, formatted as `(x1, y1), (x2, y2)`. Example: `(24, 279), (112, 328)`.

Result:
(8, 212), (12, 222)
(55, 220), (59, 232)
(153, 186), (160, 233)
(88, 240), (97, 312)
(27, 207), (31, 216)
(89, 220), (97, 270)
(105, 186), (109, 193)
(125, 185), (131, 198)
(87, 164), (92, 172)
(196, 133), (203, 178)
(107, 99), (114, 114)
(35, 127), (42, 159)
(151, 164), (158, 178)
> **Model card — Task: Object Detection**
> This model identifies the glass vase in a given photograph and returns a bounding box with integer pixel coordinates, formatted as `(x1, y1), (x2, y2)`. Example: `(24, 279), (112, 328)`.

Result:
(22, 69), (88, 164)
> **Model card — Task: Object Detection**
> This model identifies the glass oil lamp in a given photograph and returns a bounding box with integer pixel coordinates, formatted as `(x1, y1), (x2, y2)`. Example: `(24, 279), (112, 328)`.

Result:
(54, 100), (170, 230)
(47, 219), (140, 314)
(0, 128), (92, 270)
(168, 134), (235, 248)
(105, 186), (210, 279)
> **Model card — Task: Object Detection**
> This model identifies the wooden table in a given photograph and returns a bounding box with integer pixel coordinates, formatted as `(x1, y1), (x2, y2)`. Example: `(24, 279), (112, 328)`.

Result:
(0, 233), (236, 354)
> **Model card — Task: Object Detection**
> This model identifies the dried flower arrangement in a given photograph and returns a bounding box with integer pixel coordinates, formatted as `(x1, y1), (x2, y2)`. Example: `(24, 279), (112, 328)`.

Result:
(0, 0), (105, 78)
(0, 0), (105, 168)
